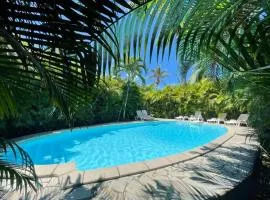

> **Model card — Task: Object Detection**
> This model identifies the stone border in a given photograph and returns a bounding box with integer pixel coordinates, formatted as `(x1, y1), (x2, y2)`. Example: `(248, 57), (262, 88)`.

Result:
(15, 120), (235, 189)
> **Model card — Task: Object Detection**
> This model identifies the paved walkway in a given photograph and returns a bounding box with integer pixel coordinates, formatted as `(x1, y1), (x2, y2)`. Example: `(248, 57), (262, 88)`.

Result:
(5, 126), (258, 200)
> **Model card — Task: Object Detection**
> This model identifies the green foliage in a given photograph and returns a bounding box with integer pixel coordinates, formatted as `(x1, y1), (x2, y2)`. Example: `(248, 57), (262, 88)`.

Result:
(143, 79), (247, 119)
(113, 58), (146, 120)
(101, 0), (269, 73)
(0, 137), (40, 192)
(0, 92), (67, 138)
(178, 61), (192, 84)
(0, 0), (152, 122)
(249, 95), (270, 152)
(149, 66), (168, 87)
(0, 78), (143, 138)
(113, 58), (146, 84)
(229, 77), (270, 152)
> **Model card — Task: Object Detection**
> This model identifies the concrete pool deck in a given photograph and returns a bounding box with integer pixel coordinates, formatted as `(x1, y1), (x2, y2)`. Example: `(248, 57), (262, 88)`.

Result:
(5, 122), (259, 200)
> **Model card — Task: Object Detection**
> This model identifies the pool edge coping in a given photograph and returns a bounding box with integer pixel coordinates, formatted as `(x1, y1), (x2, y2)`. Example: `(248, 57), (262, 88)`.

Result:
(25, 120), (235, 189)
(12, 120), (147, 143)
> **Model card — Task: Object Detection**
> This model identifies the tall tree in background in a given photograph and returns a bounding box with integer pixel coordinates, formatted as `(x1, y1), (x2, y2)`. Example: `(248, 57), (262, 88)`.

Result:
(113, 58), (146, 120)
(101, 0), (270, 90)
(149, 66), (168, 88)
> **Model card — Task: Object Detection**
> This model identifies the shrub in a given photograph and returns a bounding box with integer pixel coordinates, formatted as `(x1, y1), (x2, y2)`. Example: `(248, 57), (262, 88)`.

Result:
(143, 79), (246, 120)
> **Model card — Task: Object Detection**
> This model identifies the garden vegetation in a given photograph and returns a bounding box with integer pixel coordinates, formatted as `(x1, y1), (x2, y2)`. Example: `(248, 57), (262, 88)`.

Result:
(0, 0), (269, 195)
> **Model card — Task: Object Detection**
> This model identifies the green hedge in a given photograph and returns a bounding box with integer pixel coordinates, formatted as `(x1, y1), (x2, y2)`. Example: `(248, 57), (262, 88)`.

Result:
(0, 79), (256, 141)
(0, 78), (143, 138)
(143, 79), (247, 120)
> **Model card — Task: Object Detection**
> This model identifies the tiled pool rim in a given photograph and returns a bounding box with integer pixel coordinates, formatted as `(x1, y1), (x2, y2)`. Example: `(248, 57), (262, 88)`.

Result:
(14, 120), (235, 189)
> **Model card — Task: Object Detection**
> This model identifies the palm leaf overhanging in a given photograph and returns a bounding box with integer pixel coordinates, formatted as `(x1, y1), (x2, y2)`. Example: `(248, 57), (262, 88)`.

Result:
(100, 0), (270, 89)
(0, 137), (39, 192)
(0, 0), (154, 192)
(0, 0), (153, 121)
(0, 0), (270, 194)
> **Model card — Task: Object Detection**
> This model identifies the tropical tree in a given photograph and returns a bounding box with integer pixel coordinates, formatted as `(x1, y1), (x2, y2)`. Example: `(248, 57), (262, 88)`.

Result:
(0, 0), (151, 121)
(1, 0), (270, 193)
(113, 58), (146, 120)
(0, 0), (152, 192)
(149, 66), (168, 88)
(99, 0), (270, 88)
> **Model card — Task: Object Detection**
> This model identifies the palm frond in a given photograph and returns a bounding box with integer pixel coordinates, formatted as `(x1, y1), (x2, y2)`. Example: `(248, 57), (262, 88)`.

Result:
(0, 137), (40, 192)
(99, 0), (180, 67)
(176, 0), (270, 73)
(99, 0), (270, 89)
(0, 0), (154, 121)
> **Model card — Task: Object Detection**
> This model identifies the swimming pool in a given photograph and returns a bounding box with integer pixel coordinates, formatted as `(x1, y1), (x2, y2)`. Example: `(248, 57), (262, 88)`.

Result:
(17, 121), (227, 171)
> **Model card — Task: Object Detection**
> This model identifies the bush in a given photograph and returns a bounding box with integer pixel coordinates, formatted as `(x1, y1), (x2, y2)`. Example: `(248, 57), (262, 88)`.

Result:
(248, 94), (270, 152)
(0, 78), (253, 140)
(0, 78), (143, 138)
(143, 79), (246, 120)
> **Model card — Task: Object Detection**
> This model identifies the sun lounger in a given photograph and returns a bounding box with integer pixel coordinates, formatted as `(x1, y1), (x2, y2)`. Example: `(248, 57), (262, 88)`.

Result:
(135, 110), (144, 120)
(189, 111), (203, 121)
(141, 110), (155, 120)
(225, 114), (249, 126)
(207, 113), (227, 124)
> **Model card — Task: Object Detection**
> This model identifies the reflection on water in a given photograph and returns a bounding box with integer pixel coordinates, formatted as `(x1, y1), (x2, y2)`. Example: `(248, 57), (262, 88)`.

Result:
(17, 121), (227, 170)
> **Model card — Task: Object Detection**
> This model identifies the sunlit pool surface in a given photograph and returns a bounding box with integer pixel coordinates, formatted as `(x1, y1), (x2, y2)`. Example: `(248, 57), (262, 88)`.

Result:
(17, 121), (227, 170)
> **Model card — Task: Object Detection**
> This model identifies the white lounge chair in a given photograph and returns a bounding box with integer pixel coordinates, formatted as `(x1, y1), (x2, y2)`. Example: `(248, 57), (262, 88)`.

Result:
(135, 110), (144, 120)
(189, 111), (203, 121)
(141, 110), (155, 120)
(207, 113), (227, 124)
(225, 114), (249, 126)
(175, 115), (184, 120)
(175, 115), (189, 120)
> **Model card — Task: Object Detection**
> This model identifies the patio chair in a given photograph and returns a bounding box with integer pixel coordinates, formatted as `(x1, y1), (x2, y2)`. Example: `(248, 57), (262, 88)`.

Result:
(225, 114), (249, 126)
(175, 115), (184, 120)
(189, 111), (203, 121)
(135, 110), (144, 120)
(207, 113), (227, 124)
(175, 115), (189, 120)
(141, 110), (155, 120)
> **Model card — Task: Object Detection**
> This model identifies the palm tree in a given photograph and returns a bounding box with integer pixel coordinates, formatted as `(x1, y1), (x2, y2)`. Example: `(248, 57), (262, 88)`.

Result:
(99, 0), (270, 89)
(149, 66), (168, 88)
(114, 58), (146, 120)
(0, 0), (152, 192)
(1, 0), (270, 193)
(0, 0), (152, 121)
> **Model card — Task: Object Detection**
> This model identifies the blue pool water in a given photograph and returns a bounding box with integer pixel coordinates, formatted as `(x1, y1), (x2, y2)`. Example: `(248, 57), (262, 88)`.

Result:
(17, 121), (227, 170)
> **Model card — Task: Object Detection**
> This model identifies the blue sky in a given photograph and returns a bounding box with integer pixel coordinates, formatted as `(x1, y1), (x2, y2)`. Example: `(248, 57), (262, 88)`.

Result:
(140, 15), (181, 87)
(114, 8), (195, 88)
(144, 39), (179, 87)
(143, 40), (193, 88)
(119, 39), (194, 88)
(124, 12), (194, 88)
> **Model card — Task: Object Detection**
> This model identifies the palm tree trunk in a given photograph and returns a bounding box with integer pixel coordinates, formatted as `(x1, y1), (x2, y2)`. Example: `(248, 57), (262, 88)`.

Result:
(156, 78), (160, 88)
(122, 81), (130, 120)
